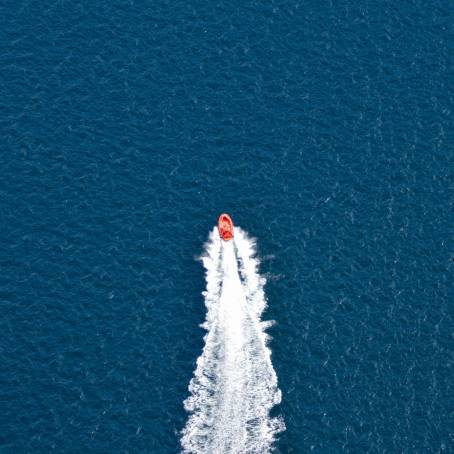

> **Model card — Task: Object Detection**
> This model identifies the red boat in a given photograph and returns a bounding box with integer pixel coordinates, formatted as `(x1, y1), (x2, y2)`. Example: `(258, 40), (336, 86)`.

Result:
(218, 214), (234, 241)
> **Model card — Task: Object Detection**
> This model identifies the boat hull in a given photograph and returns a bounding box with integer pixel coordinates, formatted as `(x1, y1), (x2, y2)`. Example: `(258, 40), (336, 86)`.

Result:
(218, 214), (234, 241)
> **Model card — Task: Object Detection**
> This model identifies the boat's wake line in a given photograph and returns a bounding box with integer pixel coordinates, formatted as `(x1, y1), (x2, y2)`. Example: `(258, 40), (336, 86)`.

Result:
(181, 227), (285, 454)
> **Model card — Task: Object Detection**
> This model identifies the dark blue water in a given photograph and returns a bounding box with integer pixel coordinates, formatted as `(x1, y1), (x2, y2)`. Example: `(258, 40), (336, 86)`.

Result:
(1, 1), (452, 452)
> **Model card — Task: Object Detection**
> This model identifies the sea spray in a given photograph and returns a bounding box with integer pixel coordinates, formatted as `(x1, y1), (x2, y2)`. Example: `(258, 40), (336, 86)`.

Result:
(181, 227), (284, 453)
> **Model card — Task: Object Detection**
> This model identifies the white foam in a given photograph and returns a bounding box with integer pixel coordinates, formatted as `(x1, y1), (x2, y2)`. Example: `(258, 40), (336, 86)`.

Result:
(181, 227), (285, 454)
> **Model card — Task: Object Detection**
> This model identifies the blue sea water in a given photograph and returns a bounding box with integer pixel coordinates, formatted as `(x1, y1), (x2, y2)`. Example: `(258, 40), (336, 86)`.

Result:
(1, 0), (452, 452)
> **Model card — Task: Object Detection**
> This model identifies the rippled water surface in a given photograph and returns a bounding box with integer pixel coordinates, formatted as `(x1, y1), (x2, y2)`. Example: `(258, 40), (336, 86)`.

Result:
(1, 0), (452, 452)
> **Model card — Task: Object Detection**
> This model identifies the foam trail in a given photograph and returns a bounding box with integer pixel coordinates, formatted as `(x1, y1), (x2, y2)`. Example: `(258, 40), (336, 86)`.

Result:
(181, 227), (285, 453)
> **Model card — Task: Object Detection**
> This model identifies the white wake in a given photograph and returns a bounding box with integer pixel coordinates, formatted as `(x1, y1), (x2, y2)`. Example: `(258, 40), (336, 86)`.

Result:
(181, 227), (285, 454)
